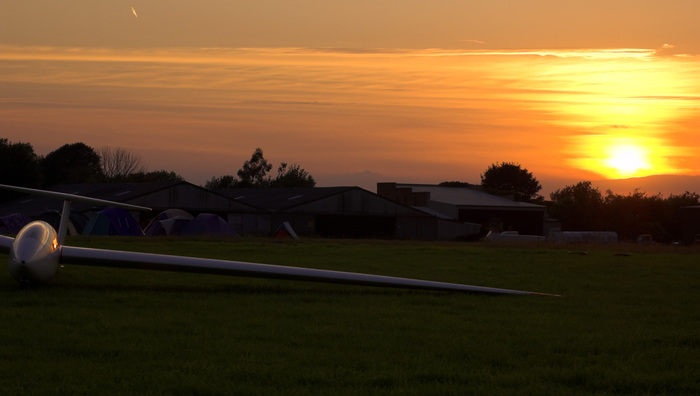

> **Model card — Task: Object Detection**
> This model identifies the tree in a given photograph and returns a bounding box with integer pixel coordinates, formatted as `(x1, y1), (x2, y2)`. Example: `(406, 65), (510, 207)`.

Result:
(602, 189), (664, 241)
(439, 181), (475, 188)
(123, 170), (184, 183)
(549, 181), (604, 230)
(237, 148), (272, 187)
(0, 138), (43, 201)
(206, 148), (316, 189)
(100, 146), (145, 181)
(480, 162), (542, 202)
(41, 142), (104, 186)
(660, 191), (700, 242)
(271, 163), (316, 187)
(205, 175), (237, 190)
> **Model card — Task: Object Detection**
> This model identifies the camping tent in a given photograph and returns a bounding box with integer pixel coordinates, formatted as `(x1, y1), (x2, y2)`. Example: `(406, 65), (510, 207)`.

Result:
(151, 208), (194, 223)
(181, 213), (236, 237)
(144, 209), (194, 236)
(272, 221), (299, 239)
(0, 213), (32, 235)
(145, 216), (192, 236)
(83, 207), (144, 236)
(38, 210), (90, 236)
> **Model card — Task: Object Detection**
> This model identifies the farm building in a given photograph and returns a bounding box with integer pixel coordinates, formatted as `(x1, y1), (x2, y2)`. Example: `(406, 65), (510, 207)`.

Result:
(0, 183), (479, 240)
(377, 183), (547, 236)
(217, 187), (479, 239)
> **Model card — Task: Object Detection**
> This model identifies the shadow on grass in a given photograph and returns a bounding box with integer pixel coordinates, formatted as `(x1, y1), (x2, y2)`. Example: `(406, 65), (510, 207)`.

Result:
(40, 276), (467, 297)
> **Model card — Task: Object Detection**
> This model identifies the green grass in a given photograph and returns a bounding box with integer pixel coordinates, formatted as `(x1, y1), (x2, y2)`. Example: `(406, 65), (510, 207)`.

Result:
(1, 238), (699, 395)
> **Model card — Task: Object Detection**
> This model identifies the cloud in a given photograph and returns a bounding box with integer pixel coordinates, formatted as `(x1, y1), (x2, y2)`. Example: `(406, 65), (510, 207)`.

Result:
(241, 100), (331, 106)
(462, 39), (486, 45)
(653, 43), (699, 57)
(131, 6), (138, 18)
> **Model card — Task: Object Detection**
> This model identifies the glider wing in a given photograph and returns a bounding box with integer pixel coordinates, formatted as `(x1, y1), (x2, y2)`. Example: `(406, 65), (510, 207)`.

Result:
(60, 245), (543, 295)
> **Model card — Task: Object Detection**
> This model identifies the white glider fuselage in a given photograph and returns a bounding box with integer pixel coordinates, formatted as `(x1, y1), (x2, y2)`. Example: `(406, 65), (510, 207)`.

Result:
(8, 221), (61, 284)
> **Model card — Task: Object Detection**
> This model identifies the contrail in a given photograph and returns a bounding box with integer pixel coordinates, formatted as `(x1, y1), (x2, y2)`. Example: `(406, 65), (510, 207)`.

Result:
(131, 6), (138, 18)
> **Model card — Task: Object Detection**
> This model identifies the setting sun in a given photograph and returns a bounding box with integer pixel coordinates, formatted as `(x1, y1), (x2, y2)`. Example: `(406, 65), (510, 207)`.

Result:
(605, 144), (651, 178)
(569, 134), (684, 180)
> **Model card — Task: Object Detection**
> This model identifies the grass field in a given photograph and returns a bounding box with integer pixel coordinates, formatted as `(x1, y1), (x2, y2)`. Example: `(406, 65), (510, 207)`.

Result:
(1, 237), (698, 395)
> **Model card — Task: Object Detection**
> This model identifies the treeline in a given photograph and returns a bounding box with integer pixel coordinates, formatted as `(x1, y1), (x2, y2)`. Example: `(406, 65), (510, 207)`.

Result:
(446, 163), (699, 243)
(549, 181), (699, 243)
(1, 139), (183, 190)
(0, 139), (315, 201)
(5, 139), (697, 242)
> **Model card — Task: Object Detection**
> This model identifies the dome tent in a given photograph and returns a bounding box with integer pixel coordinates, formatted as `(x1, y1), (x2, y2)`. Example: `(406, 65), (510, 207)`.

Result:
(145, 216), (192, 236)
(38, 210), (89, 236)
(0, 213), (32, 235)
(181, 213), (236, 237)
(144, 209), (194, 236)
(83, 207), (143, 236)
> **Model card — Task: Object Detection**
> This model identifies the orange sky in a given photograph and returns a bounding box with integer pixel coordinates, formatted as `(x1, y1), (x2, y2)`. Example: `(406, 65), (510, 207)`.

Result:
(1, 2), (699, 193)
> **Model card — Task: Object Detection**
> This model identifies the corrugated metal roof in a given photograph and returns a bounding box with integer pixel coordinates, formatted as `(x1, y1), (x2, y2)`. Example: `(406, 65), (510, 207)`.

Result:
(396, 184), (545, 210)
(411, 206), (454, 219)
(217, 187), (360, 211)
(0, 182), (256, 216)
(48, 182), (183, 203)
(0, 182), (184, 216)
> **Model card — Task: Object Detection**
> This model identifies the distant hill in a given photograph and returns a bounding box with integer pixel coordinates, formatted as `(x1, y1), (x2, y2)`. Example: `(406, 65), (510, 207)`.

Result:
(592, 175), (700, 196)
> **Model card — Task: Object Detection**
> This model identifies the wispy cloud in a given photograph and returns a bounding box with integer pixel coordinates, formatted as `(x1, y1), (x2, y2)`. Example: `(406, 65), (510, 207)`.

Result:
(461, 39), (486, 45)
(1, 45), (673, 64)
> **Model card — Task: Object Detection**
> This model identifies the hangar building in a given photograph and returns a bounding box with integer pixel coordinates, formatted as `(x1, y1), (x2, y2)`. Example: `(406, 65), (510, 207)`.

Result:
(217, 187), (479, 239)
(377, 183), (547, 236)
(1, 182), (479, 240)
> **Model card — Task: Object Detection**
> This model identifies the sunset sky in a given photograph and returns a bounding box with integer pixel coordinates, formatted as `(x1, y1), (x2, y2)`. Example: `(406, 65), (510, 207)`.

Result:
(2, 1), (699, 193)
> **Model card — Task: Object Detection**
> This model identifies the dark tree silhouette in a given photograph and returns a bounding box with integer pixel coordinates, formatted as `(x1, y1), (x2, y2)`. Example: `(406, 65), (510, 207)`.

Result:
(0, 138), (43, 201)
(41, 142), (104, 186)
(439, 181), (475, 188)
(207, 148), (316, 189)
(123, 170), (184, 183)
(549, 181), (604, 230)
(271, 163), (316, 187)
(205, 175), (237, 189)
(237, 148), (272, 187)
(602, 189), (662, 241)
(480, 162), (542, 202)
(100, 146), (145, 181)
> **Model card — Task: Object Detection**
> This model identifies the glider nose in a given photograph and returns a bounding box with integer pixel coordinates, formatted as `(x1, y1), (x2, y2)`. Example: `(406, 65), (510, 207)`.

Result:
(8, 221), (61, 285)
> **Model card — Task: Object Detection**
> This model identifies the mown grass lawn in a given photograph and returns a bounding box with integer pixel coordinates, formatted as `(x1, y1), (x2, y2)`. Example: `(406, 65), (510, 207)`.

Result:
(1, 238), (698, 395)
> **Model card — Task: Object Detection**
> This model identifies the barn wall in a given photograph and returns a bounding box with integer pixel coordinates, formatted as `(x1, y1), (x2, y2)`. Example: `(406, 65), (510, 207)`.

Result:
(271, 213), (316, 235)
(459, 208), (546, 236)
(228, 213), (270, 235)
(427, 200), (459, 219)
(315, 214), (397, 239)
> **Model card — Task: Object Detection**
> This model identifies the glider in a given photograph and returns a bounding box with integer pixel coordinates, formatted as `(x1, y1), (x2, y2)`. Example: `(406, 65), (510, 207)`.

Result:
(0, 184), (557, 295)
